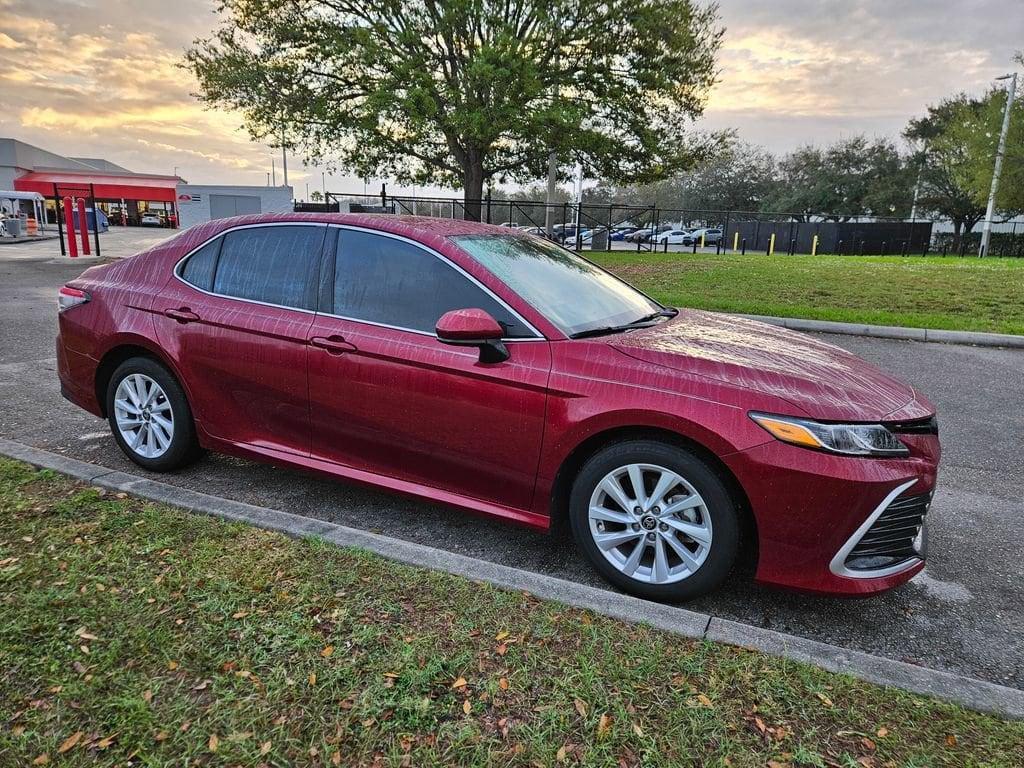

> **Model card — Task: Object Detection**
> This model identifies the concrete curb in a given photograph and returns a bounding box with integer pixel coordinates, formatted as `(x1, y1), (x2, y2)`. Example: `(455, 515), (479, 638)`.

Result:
(735, 313), (1024, 349)
(2, 437), (1022, 719)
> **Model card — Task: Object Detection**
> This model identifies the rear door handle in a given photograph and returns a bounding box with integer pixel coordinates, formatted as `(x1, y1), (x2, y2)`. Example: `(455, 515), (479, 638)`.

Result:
(310, 335), (357, 355)
(164, 307), (200, 323)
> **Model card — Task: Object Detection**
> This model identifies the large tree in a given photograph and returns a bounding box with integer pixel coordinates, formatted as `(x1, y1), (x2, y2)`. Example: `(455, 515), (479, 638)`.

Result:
(761, 136), (912, 220)
(904, 94), (989, 239)
(186, 0), (724, 219)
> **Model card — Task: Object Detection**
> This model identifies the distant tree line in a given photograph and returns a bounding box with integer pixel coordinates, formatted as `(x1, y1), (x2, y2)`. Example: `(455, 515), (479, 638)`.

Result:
(579, 68), (1024, 238)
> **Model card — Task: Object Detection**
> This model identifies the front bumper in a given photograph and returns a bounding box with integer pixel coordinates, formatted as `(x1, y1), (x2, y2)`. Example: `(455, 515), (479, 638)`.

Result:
(723, 432), (939, 596)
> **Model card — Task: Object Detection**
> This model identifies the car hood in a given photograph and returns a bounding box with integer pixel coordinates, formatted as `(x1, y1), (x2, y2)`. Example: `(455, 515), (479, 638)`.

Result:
(608, 310), (930, 422)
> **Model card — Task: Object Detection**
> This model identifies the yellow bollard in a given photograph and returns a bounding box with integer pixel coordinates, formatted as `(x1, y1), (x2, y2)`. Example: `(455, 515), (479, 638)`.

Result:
(700, 233), (706, 248)
(733, 231), (739, 252)
(768, 233), (776, 256)
(811, 234), (819, 256)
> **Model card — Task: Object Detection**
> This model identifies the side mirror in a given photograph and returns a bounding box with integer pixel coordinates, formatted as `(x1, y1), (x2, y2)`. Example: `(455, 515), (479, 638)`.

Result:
(436, 308), (509, 363)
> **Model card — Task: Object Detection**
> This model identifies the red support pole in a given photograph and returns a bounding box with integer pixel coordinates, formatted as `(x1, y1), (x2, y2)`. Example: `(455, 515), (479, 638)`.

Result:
(76, 198), (91, 255)
(62, 196), (78, 258)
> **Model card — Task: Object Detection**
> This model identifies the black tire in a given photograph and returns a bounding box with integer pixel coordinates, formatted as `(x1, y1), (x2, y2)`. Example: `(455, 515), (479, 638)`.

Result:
(569, 439), (739, 601)
(105, 356), (203, 472)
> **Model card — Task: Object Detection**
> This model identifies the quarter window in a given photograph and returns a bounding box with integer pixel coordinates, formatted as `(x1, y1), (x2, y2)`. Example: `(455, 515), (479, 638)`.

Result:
(212, 226), (325, 310)
(331, 230), (533, 337)
(178, 238), (221, 292)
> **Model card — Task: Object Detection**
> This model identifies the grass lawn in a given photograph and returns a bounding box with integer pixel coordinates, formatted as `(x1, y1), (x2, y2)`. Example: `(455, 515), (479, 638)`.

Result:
(590, 251), (1024, 336)
(1, 458), (1022, 767)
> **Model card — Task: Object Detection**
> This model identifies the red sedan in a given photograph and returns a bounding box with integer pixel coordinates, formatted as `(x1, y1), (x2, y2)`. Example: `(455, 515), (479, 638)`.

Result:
(56, 214), (940, 600)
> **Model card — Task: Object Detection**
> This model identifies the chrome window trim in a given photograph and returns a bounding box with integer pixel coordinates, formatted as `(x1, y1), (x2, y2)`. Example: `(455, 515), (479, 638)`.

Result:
(828, 479), (923, 579)
(172, 221), (545, 342)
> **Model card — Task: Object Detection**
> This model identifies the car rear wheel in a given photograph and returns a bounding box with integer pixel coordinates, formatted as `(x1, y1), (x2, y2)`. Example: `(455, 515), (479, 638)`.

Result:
(569, 440), (739, 601)
(106, 357), (202, 471)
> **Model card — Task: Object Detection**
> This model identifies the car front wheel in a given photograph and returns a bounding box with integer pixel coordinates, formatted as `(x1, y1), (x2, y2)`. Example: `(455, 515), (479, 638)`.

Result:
(570, 440), (739, 601)
(105, 357), (202, 472)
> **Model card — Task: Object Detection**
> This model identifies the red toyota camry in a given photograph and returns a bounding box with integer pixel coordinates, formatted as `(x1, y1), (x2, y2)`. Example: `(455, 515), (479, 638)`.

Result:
(56, 214), (940, 600)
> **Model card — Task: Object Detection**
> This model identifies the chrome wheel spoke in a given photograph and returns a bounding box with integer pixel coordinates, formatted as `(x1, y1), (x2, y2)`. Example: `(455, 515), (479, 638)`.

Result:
(627, 465), (647, 508)
(115, 398), (141, 416)
(663, 517), (712, 546)
(594, 529), (642, 551)
(598, 475), (634, 513)
(662, 494), (701, 517)
(652, 535), (670, 583)
(589, 505), (633, 525)
(662, 530), (703, 572)
(648, 470), (679, 510)
(621, 537), (646, 576)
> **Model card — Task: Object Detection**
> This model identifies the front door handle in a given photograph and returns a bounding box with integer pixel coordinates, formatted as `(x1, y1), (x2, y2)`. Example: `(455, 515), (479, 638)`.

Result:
(164, 307), (200, 323)
(310, 335), (357, 355)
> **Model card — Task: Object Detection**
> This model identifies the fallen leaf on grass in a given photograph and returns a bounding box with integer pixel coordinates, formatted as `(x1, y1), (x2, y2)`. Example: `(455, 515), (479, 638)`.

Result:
(142, 690), (153, 703)
(495, 630), (510, 641)
(74, 627), (98, 641)
(232, 611), (249, 619)
(167, 660), (179, 671)
(632, 724), (643, 737)
(452, 677), (467, 689)
(574, 699), (588, 717)
(96, 733), (117, 750)
(556, 746), (568, 761)
(331, 751), (341, 765)
(308, 673), (317, 686)
(946, 734), (958, 747)
(696, 694), (713, 707)
(597, 713), (611, 736)
(57, 731), (83, 753)
(816, 692), (834, 707)
(208, 733), (219, 752)
(463, 700), (472, 715)
(321, 646), (334, 658)
(260, 741), (272, 755)
(498, 677), (509, 690)
(876, 727), (889, 738)
(32, 754), (48, 765)
(495, 643), (508, 656)
(154, 731), (169, 742)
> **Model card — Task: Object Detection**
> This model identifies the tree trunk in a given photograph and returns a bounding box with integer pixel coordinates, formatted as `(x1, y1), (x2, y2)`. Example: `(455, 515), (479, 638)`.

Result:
(462, 159), (485, 222)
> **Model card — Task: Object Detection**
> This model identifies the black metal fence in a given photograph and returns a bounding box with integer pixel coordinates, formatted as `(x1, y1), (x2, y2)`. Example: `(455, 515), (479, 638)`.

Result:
(315, 191), (1024, 257)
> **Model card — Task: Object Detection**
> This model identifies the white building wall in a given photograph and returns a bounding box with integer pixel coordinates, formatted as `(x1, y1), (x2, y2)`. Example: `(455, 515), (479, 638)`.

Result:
(176, 184), (294, 229)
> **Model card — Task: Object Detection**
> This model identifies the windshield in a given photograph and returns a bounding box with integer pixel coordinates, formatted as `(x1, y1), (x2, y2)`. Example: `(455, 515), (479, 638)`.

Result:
(451, 234), (663, 337)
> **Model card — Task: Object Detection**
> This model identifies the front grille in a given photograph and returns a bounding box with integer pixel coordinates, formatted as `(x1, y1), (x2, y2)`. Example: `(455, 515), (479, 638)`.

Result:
(845, 492), (931, 571)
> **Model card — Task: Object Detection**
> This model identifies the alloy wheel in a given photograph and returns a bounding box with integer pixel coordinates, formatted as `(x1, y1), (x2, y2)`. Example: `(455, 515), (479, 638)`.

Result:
(587, 462), (713, 585)
(113, 373), (174, 459)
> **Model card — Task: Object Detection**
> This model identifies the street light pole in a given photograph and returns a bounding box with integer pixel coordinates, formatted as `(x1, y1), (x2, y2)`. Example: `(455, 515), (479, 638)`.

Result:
(979, 72), (1017, 257)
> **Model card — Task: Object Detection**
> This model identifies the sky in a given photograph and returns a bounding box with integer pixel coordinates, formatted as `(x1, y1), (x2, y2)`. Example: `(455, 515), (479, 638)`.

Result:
(0, 0), (1021, 197)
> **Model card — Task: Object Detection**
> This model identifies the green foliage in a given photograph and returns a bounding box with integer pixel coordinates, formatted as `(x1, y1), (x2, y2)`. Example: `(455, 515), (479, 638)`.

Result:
(904, 93), (988, 235)
(761, 136), (913, 220)
(586, 142), (777, 212)
(185, 0), (726, 211)
(938, 86), (1024, 216)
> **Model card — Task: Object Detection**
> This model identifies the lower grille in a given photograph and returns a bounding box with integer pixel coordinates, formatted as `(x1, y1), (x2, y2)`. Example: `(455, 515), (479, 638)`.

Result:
(845, 492), (931, 571)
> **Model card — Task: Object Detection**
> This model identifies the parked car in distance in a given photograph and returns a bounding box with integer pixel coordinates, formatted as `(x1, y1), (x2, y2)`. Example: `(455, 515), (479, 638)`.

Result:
(563, 228), (592, 247)
(683, 228), (723, 246)
(140, 213), (164, 227)
(57, 214), (940, 601)
(656, 229), (693, 245)
(626, 225), (672, 243)
(610, 227), (637, 241)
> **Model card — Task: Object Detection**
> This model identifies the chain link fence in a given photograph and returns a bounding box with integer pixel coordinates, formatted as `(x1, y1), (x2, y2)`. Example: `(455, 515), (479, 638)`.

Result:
(304, 192), (1024, 258)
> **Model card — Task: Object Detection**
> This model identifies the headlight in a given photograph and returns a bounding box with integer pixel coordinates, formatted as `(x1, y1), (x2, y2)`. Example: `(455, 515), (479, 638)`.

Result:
(749, 412), (909, 457)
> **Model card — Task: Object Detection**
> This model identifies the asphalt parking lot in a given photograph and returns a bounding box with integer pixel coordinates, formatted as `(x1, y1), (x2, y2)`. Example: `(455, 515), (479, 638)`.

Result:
(1, 230), (1022, 690)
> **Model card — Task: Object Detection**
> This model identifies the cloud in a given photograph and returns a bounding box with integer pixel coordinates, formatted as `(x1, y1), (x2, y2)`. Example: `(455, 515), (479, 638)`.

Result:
(0, 0), (1021, 188)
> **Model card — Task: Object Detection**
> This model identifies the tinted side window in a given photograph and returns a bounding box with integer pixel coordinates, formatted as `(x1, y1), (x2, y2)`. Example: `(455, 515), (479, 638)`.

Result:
(213, 226), (325, 310)
(179, 238), (221, 291)
(332, 231), (532, 337)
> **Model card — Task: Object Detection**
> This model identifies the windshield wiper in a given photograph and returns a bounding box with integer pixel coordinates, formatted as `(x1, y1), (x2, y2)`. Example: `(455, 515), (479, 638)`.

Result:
(569, 308), (677, 339)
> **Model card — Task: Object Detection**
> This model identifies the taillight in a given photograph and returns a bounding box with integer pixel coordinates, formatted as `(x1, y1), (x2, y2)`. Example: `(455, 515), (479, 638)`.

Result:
(58, 286), (90, 312)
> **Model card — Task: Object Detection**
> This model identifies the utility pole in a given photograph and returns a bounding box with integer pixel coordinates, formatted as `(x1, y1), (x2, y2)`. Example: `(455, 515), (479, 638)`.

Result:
(272, 159), (276, 187)
(909, 141), (928, 222)
(545, 151), (557, 238)
(280, 123), (289, 187)
(980, 72), (1017, 257)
